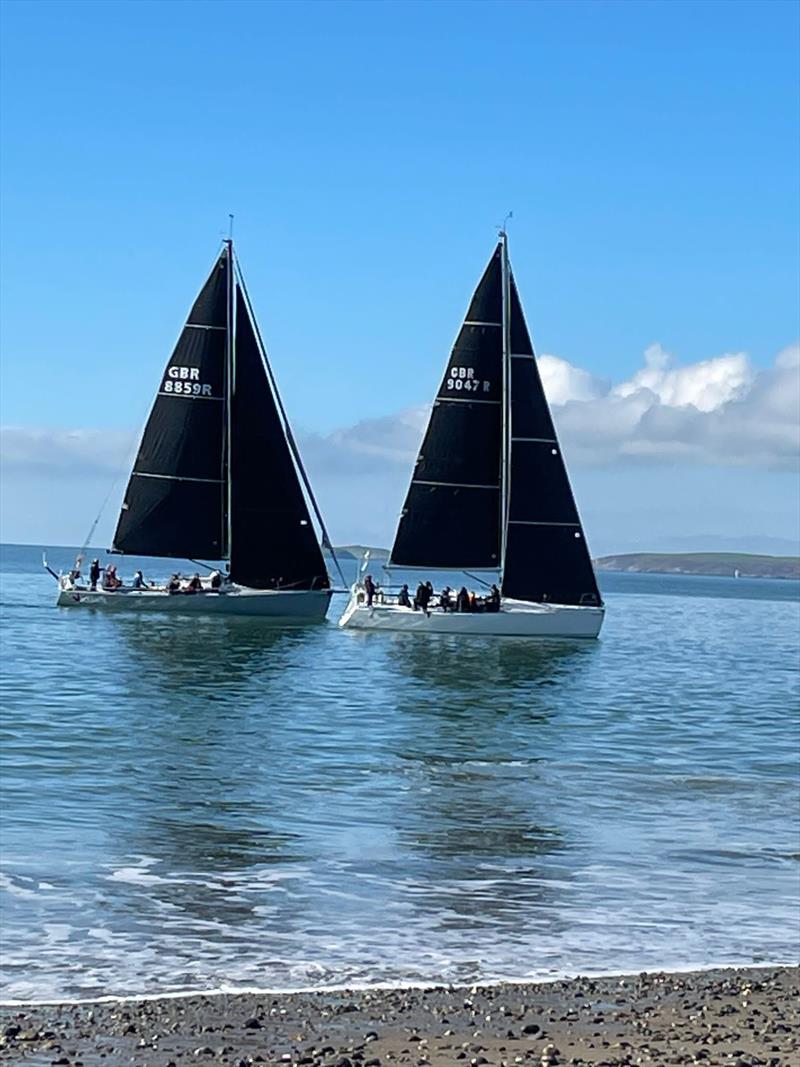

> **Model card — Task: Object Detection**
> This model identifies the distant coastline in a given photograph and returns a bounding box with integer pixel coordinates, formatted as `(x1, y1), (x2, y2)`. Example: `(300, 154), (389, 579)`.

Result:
(594, 552), (800, 580)
(330, 547), (800, 580)
(4, 543), (799, 580)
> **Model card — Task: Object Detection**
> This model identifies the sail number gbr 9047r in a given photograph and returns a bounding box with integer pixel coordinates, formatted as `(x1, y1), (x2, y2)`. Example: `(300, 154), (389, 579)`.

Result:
(162, 366), (214, 397)
(445, 367), (491, 394)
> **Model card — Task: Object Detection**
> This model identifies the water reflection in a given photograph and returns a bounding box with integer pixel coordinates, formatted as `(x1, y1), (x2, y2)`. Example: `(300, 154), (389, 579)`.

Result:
(383, 631), (596, 694)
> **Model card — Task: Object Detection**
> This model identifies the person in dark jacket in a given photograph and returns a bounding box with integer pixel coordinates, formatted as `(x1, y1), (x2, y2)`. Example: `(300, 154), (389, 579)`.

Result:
(398, 583), (411, 608)
(456, 586), (470, 612)
(439, 586), (453, 612)
(488, 584), (501, 612)
(89, 559), (102, 591)
(364, 574), (377, 607)
(414, 582), (430, 611)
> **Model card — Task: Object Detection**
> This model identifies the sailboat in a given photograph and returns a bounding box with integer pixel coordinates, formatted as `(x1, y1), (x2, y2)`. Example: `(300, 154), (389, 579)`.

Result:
(339, 233), (604, 638)
(52, 239), (340, 621)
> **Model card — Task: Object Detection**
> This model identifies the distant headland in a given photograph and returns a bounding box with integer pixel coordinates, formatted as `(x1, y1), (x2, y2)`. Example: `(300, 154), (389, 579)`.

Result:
(594, 552), (799, 580)
(330, 547), (800, 579)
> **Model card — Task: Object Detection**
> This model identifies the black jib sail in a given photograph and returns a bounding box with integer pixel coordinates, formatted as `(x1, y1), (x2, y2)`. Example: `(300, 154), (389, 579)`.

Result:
(501, 265), (601, 607)
(389, 245), (504, 569)
(113, 249), (230, 560)
(229, 284), (329, 590)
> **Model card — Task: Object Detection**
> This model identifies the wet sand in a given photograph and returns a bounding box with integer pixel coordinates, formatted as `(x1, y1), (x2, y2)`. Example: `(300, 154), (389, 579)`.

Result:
(0, 966), (797, 1066)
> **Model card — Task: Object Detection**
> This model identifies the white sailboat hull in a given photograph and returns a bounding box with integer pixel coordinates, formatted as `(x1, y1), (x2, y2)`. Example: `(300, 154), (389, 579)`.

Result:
(56, 583), (332, 622)
(338, 594), (604, 638)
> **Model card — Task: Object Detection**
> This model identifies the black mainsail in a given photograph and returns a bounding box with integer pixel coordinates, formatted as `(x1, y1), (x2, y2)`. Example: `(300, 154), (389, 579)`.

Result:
(389, 246), (504, 569)
(112, 241), (333, 591)
(113, 249), (229, 560)
(388, 236), (601, 608)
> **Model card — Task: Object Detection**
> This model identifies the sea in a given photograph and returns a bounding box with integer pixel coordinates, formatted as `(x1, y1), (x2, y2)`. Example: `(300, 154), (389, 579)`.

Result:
(1, 542), (798, 1003)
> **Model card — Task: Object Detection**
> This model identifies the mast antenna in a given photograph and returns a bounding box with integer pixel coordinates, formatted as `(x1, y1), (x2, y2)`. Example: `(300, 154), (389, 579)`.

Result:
(228, 214), (234, 241)
(498, 211), (513, 238)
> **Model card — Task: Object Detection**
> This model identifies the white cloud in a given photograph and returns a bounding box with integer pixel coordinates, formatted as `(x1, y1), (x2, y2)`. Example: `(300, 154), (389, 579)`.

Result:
(1, 344), (798, 487)
(612, 343), (753, 412)
(545, 342), (799, 468)
(537, 354), (606, 404)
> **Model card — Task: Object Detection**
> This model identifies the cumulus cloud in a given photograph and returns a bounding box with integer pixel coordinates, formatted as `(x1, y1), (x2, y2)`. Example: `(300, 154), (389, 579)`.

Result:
(546, 342), (798, 468)
(2, 344), (798, 484)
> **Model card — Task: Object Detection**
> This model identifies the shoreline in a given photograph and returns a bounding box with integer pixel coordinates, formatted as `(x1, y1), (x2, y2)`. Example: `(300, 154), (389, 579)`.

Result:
(2, 957), (798, 1008)
(1, 965), (797, 1066)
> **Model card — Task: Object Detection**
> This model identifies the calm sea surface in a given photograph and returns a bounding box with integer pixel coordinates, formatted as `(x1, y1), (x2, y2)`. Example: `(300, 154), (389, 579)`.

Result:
(1, 543), (798, 1002)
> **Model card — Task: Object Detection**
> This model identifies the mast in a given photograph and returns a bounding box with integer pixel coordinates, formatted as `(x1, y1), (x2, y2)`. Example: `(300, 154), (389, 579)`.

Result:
(224, 237), (234, 560)
(499, 229), (511, 577)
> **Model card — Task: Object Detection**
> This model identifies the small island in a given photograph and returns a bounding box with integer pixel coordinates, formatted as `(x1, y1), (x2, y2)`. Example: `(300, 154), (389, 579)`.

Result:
(594, 552), (800, 580)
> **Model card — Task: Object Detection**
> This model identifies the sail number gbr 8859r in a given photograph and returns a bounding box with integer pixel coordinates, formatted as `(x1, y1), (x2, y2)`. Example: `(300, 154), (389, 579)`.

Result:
(162, 366), (214, 397)
(445, 367), (491, 394)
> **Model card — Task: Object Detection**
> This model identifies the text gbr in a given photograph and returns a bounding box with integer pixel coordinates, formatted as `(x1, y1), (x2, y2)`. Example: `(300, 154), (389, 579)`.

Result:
(162, 366), (214, 397)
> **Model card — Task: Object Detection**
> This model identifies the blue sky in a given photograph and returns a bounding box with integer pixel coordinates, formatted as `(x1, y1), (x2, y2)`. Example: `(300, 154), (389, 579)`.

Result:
(1, 0), (798, 551)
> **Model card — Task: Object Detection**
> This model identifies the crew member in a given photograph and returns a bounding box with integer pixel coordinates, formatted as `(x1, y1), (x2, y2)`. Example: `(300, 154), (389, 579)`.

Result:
(364, 574), (377, 607)
(89, 559), (102, 591)
(398, 583), (411, 608)
(456, 586), (470, 612)
(489, 584), (501, 612)
(209, 569), (222, 589)
(186, 573), (203, 593)
(132, 570), (146, 589)
(440, 586), (452, 612)
(104, 564), (121, 590)
(414, 581), (430, 612)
